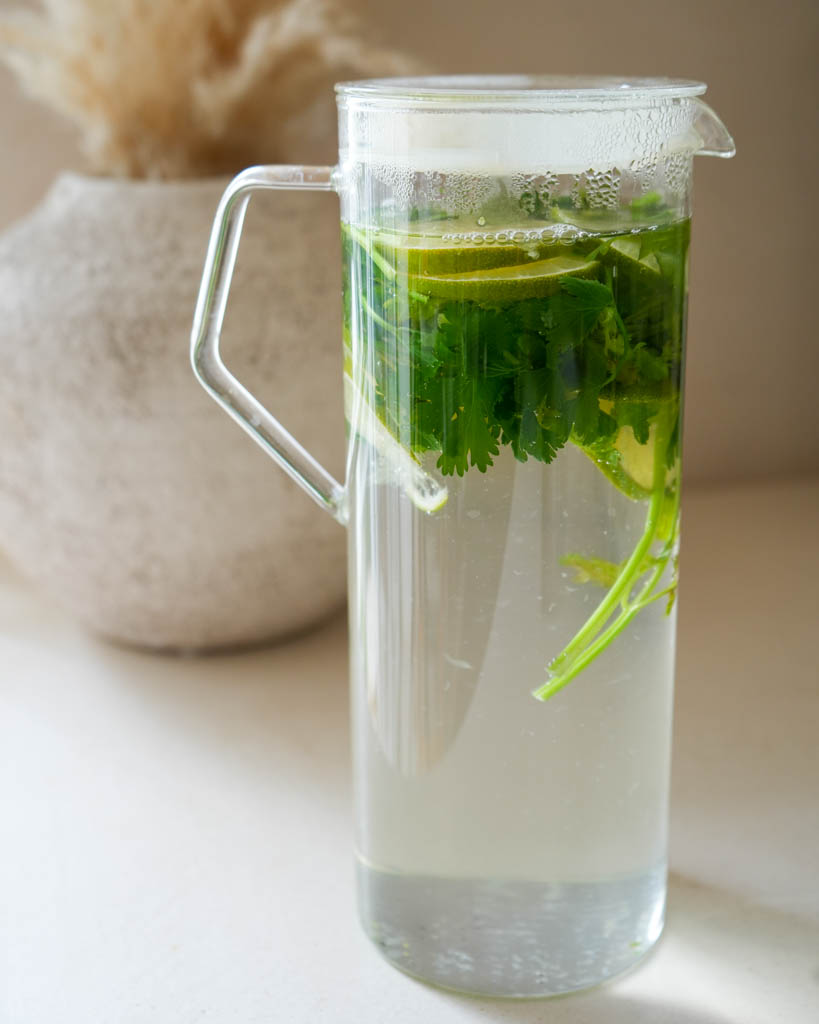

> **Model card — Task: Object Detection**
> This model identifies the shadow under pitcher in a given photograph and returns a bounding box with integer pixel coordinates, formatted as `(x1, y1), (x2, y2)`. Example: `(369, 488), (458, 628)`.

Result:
(191, 76), (734, 998)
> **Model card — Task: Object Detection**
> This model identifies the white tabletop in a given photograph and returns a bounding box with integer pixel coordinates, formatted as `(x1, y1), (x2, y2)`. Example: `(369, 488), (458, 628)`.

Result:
(2, 477), (818, 1024)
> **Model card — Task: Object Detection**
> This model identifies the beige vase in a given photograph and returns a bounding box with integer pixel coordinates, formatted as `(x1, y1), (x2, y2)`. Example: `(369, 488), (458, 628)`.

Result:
(0, 172), (347, 649)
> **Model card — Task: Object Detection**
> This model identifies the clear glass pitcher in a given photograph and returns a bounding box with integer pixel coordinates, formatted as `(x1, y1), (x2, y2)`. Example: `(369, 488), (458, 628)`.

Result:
(191, 76), (734, 998)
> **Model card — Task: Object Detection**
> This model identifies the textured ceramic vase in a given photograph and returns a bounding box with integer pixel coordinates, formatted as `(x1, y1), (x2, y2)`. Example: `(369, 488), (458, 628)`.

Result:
(0, 173), (347, 649)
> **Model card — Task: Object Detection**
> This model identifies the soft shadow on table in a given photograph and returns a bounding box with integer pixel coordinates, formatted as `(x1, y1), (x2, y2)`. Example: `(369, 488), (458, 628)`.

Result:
(387, 874), (818, 1024)
(91, 609), (352, 770)
(446, 995), (733, 1024)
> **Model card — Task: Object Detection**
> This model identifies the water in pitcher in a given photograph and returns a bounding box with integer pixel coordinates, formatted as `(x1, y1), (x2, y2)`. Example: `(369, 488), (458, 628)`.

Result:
(342, 197), (687, 996)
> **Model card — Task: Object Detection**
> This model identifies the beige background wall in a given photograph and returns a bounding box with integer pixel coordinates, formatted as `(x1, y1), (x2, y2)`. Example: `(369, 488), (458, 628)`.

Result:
(0, 0), (816, 483)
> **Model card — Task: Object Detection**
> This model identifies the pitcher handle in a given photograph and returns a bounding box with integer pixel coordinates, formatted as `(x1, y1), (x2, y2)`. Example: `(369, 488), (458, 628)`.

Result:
(191, 165), (347, 524)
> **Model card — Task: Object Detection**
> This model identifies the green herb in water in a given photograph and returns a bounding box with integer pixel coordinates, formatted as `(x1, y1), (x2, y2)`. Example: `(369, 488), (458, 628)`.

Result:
(343, 216), (688, 700)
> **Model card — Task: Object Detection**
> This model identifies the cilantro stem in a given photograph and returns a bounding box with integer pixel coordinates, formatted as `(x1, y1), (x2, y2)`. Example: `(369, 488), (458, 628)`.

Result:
(548, 418), (668, 668)
(361, 293), (396, 334)
(534, 550), (670, 700)
(632, 581), (677, 611)
(345, 225), (396, 281)
(534, 405), (678, 701)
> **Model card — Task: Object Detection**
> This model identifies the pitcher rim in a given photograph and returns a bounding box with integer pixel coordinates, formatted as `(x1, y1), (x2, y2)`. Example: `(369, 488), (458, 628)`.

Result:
(335, 75), (707, 106)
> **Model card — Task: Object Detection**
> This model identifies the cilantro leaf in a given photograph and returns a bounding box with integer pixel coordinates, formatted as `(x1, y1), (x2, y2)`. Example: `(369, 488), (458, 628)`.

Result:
(542, 277), (614, 351)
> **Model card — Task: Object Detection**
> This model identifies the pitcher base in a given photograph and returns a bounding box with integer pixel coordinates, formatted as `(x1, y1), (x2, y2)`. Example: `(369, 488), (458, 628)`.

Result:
(356, 859), (666, 998)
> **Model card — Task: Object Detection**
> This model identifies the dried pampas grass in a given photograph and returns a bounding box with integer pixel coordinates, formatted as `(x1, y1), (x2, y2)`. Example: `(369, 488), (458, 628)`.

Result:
(0, 0), (417, 178)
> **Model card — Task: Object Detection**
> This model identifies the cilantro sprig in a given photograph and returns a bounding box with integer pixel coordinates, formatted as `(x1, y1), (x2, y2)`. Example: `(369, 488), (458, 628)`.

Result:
(343, 218), (688, 698)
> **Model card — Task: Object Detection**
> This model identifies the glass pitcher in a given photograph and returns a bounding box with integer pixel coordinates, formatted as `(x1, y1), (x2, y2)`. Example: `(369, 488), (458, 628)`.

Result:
(191, 76), (734, 998)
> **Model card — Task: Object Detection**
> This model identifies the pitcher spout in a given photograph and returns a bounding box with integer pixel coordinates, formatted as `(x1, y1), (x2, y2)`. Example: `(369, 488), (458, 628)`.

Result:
(693, 98), (736, 158)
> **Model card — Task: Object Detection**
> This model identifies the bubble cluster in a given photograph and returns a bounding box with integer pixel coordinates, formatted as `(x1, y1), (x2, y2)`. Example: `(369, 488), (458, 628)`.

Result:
(629, 157), (660, 195)
(369, 161), (416, 208)
(582, 169), (621, 210)
(366, 166), (504, 216)
(441, 223), (588, 246)
(663, 151), (692, 196)
(428, 172), (498, 216)
(510, 171), (560, 212)
(570, 172), (587, 210)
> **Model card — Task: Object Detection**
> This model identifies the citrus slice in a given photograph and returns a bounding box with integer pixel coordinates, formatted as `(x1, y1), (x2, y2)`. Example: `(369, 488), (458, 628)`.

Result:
(410, 255), (599, 303)
(611, 422), (657, 492)
(608, 236), (663, 277)
(343, 373), (448, 514)
(609, 236), (642, 261)
(373, 230), (531, 276)
(604, 221), (689, 285)
(585, 398), (670, 500)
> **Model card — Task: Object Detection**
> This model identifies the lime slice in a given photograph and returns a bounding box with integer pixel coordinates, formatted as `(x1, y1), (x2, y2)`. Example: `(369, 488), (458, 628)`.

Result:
(586, 398), (673, 500)
(608, 236), (663, 277)
(373, 231), (531, 276)
(410, 255), (599, 303)
(640, 253), (662, 274)
(609, 237), (642, 261)
(343, 373), (448, 514)
(604, 221), (689, 285)
(612, 422), (656, 492)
